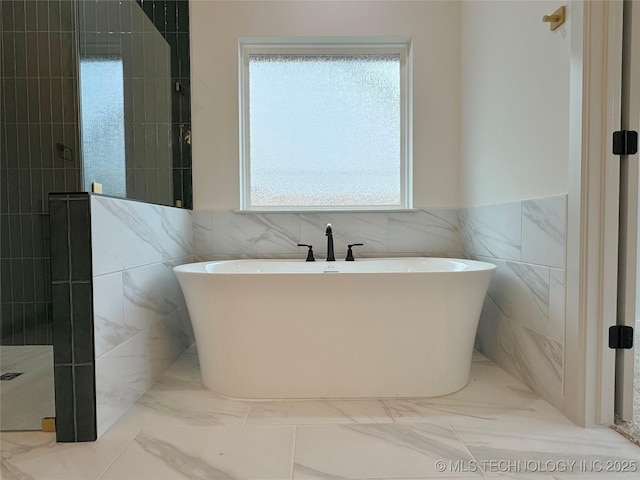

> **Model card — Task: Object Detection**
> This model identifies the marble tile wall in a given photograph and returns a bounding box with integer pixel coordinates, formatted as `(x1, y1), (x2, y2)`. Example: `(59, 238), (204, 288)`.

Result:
(460, 194), (567, 410)
(49, 193), (195, 441)
(55, 196), (561, 440)
(90, 195), (194, 437)
(192, 198), (566, 412)
(192, 209), (463, 260)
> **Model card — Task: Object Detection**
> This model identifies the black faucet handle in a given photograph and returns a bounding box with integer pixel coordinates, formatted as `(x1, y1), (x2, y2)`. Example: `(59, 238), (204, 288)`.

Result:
(297, 244), (315, 262)
(345, 243), (364, 261)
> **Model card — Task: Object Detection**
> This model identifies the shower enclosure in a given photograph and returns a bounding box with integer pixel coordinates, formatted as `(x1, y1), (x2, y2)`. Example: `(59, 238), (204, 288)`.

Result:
(0, 0), (191, 432)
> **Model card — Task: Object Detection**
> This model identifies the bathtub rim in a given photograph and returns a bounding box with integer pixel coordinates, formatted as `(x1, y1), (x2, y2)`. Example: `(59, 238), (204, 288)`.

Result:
(174, 257), (497, 275)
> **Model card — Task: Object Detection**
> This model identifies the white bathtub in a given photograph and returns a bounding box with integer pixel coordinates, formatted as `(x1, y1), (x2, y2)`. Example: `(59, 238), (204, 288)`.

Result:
(174, 258), (495, 399)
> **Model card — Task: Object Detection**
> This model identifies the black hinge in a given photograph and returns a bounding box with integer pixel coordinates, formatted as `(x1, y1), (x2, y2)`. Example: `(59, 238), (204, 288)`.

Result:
(613, 130), (638, 155)
(609, 325), (634, 349)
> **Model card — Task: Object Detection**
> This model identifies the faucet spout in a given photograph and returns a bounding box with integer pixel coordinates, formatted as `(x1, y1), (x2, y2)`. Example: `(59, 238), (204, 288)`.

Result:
(325, 223), (335, 261)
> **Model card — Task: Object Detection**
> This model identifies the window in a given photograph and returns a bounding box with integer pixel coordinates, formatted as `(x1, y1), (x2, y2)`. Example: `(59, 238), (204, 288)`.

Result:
(239, 39), (412, 210)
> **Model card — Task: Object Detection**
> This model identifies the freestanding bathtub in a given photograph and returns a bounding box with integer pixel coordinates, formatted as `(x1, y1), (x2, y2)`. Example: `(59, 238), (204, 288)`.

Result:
(174, 258), (495, 399)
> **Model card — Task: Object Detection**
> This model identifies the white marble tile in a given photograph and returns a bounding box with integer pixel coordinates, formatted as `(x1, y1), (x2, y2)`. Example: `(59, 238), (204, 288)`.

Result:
(549, 268), (565, 343)
(93, 271), (143, 357)
(192, 211), (213, 256)
(459, 202), (521, 261)
(468, 357), (521, 386)
(151, 345), (202, 391)
(294, 423), (479, 479)
(0, 428), (137, 480)
(522, 195), (566, 268)
(101, 425), (295, 480)
(161, 256), (193, 307)
(486, 258), (557, 341)
(96, 330), (151, 437)
(247, 399), (394, 426)
(95, 301), (192, 437)
(385, 382), (569, 426)
(299, 212), (388, 256)
(6, 337), (639, 480)
(192, 254), (217, 262)
(122, 263), (182, 330)
(553, 473), (640, 479)
(491, 477), (556, 480)
(91, 195), (163, 276)
(210, 211), (301, 255)
(453, 421), (640, 471)
(475, 293), (503, 361)
(128, 390), (250, 428)
(497, 477), (556, 480)
(471, 350), (490, 363)
(0, 431), (56, 466)
(498, 320), (563, 411)
(147, 312), (193, 382)
(175, 304), (195, 346)
(161, 207), (193, 260)
(388, 209), (462, 254)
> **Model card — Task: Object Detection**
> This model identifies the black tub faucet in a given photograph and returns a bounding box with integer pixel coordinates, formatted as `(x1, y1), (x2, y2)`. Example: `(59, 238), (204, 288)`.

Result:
(345, 243), (364, 261)
(297, 244), (315, 262)
(326, 223), (335, 261)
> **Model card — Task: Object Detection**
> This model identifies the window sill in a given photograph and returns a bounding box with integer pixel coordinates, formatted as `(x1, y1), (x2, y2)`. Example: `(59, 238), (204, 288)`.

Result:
(235, 208), (420, 214)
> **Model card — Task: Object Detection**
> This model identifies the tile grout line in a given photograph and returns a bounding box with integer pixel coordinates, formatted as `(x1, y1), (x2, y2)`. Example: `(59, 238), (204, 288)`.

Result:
(243, 401), (253, 426)
(290, 425), (297, 480)
(7, 2), (23, 345)
(95, 426), (143, 480)
(520, 199), (524, 263)
(447, 421), (486, 477)
(66, 197), (79, 441)
(94, 326), (148, 360)
(381, 399), (397, 424)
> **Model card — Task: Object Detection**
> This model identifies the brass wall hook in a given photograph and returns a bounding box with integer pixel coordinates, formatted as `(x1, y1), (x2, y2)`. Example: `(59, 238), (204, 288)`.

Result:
(543, 6), (566, 31)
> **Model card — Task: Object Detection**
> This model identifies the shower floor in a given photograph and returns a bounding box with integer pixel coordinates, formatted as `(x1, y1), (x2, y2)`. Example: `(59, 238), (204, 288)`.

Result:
(0, 346), (55, 431)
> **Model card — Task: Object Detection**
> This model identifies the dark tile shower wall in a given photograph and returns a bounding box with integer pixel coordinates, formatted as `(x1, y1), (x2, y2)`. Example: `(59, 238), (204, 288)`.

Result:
(1, 0), (190, 345)
(49, 193), (96, 442)
(0, 0), (81, 346)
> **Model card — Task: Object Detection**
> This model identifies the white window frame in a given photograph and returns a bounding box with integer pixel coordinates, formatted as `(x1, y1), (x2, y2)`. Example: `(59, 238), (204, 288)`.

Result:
(238, 37), (413, 211)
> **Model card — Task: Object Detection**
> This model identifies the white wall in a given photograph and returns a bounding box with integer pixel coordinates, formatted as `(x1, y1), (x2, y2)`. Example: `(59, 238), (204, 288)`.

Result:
(459, 1), (571, 207)
(190, 0), (460, 210)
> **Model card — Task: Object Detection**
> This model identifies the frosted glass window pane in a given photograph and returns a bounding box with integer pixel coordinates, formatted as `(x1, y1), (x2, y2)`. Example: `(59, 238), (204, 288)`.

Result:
(80, 58), (126, 197)
(248, 54), (401, 207)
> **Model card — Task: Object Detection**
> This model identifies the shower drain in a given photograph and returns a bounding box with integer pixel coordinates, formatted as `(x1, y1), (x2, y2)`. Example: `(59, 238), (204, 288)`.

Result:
(0, 372), (23, 381)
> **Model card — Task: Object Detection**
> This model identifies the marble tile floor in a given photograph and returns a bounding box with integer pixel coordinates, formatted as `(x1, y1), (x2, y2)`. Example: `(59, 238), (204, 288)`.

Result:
(2, 347), (640, 480)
